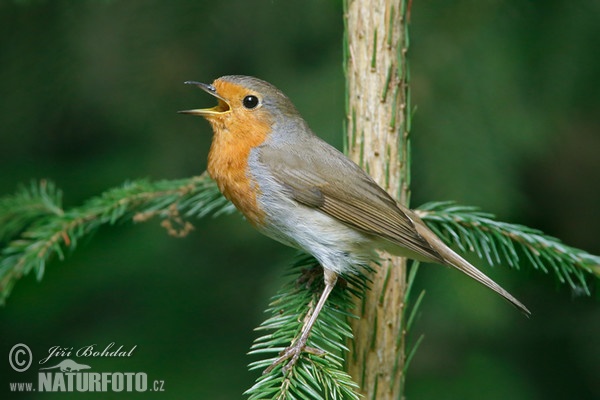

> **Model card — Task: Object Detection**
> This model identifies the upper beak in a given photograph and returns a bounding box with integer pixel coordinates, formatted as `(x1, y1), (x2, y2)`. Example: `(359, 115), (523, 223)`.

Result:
(178, 81), (230, 116)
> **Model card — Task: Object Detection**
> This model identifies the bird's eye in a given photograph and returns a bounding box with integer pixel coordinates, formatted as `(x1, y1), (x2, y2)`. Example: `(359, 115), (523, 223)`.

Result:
(242, 95), (259, 109)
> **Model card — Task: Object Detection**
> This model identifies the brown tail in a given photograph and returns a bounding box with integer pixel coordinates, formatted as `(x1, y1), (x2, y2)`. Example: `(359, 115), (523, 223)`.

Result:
(413, 214), (531, 316)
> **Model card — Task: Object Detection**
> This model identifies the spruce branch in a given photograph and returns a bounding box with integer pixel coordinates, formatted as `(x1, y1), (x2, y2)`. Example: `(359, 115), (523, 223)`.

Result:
(0, 180), (64, 244)
(0, 173), (233, 304)
(417, 201), (600, 294)
(246, 255), (369, 400)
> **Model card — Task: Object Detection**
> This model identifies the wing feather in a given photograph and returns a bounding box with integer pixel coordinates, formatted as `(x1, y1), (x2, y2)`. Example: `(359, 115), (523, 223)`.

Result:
(256, 138), (443, 263)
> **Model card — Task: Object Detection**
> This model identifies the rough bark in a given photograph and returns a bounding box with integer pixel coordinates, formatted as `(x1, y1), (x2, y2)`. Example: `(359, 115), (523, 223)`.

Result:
(345, 0), (411, 398)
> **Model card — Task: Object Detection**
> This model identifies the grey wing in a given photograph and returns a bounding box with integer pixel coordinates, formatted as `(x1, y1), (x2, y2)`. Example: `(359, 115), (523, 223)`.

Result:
(256, 137), (443, 263)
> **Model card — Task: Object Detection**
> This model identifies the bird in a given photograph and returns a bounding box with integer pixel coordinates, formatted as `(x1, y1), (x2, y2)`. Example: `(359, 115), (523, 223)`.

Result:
(179, 75), (530, 373)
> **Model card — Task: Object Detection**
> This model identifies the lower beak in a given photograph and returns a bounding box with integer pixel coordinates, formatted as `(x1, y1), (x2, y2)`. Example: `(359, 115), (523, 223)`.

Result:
(178, 81), (230, 116)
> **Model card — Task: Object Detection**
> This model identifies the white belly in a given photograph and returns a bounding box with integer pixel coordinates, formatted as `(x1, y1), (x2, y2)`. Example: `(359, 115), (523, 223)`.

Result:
(254, 184), (377, 275)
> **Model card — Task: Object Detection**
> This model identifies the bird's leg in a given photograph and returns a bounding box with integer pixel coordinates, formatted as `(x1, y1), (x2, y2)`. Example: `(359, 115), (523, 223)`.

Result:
(263, 269), (338, 374)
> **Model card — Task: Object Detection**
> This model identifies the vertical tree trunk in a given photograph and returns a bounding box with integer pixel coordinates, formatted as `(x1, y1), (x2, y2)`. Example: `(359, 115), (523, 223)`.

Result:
(344, 0), (411, 398)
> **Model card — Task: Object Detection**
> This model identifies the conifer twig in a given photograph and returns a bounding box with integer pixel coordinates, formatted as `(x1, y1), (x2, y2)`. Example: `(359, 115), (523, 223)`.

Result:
(245, 255), (367, 400)
(0, 174), (232, 304)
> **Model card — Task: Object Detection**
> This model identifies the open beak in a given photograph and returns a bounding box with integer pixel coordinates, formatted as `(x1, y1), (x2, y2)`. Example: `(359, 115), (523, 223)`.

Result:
(178, 81), (230, 116)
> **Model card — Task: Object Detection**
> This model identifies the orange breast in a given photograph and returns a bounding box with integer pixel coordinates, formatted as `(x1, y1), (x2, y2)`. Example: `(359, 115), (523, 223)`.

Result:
(206, 111), (271, 227)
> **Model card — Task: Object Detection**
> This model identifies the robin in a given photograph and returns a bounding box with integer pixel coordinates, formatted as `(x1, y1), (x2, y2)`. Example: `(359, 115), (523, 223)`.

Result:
(179, 75), (529, 373)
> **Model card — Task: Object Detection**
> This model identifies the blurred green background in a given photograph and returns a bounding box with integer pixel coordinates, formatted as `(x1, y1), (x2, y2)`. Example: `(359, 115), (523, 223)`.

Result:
(1, 1), (599, 399)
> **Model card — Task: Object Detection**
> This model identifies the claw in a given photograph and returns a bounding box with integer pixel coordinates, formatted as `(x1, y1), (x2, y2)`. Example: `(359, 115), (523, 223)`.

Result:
(263, 344), (326, 375)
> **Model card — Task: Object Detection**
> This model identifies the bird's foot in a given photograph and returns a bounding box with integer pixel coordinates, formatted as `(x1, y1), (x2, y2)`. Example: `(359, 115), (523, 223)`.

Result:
(263, 339), (326, 375)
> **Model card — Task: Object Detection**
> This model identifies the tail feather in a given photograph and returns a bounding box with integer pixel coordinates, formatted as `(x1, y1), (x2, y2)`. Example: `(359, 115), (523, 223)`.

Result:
(439, 241), (530, 315)
(412, 214), (531, 316)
